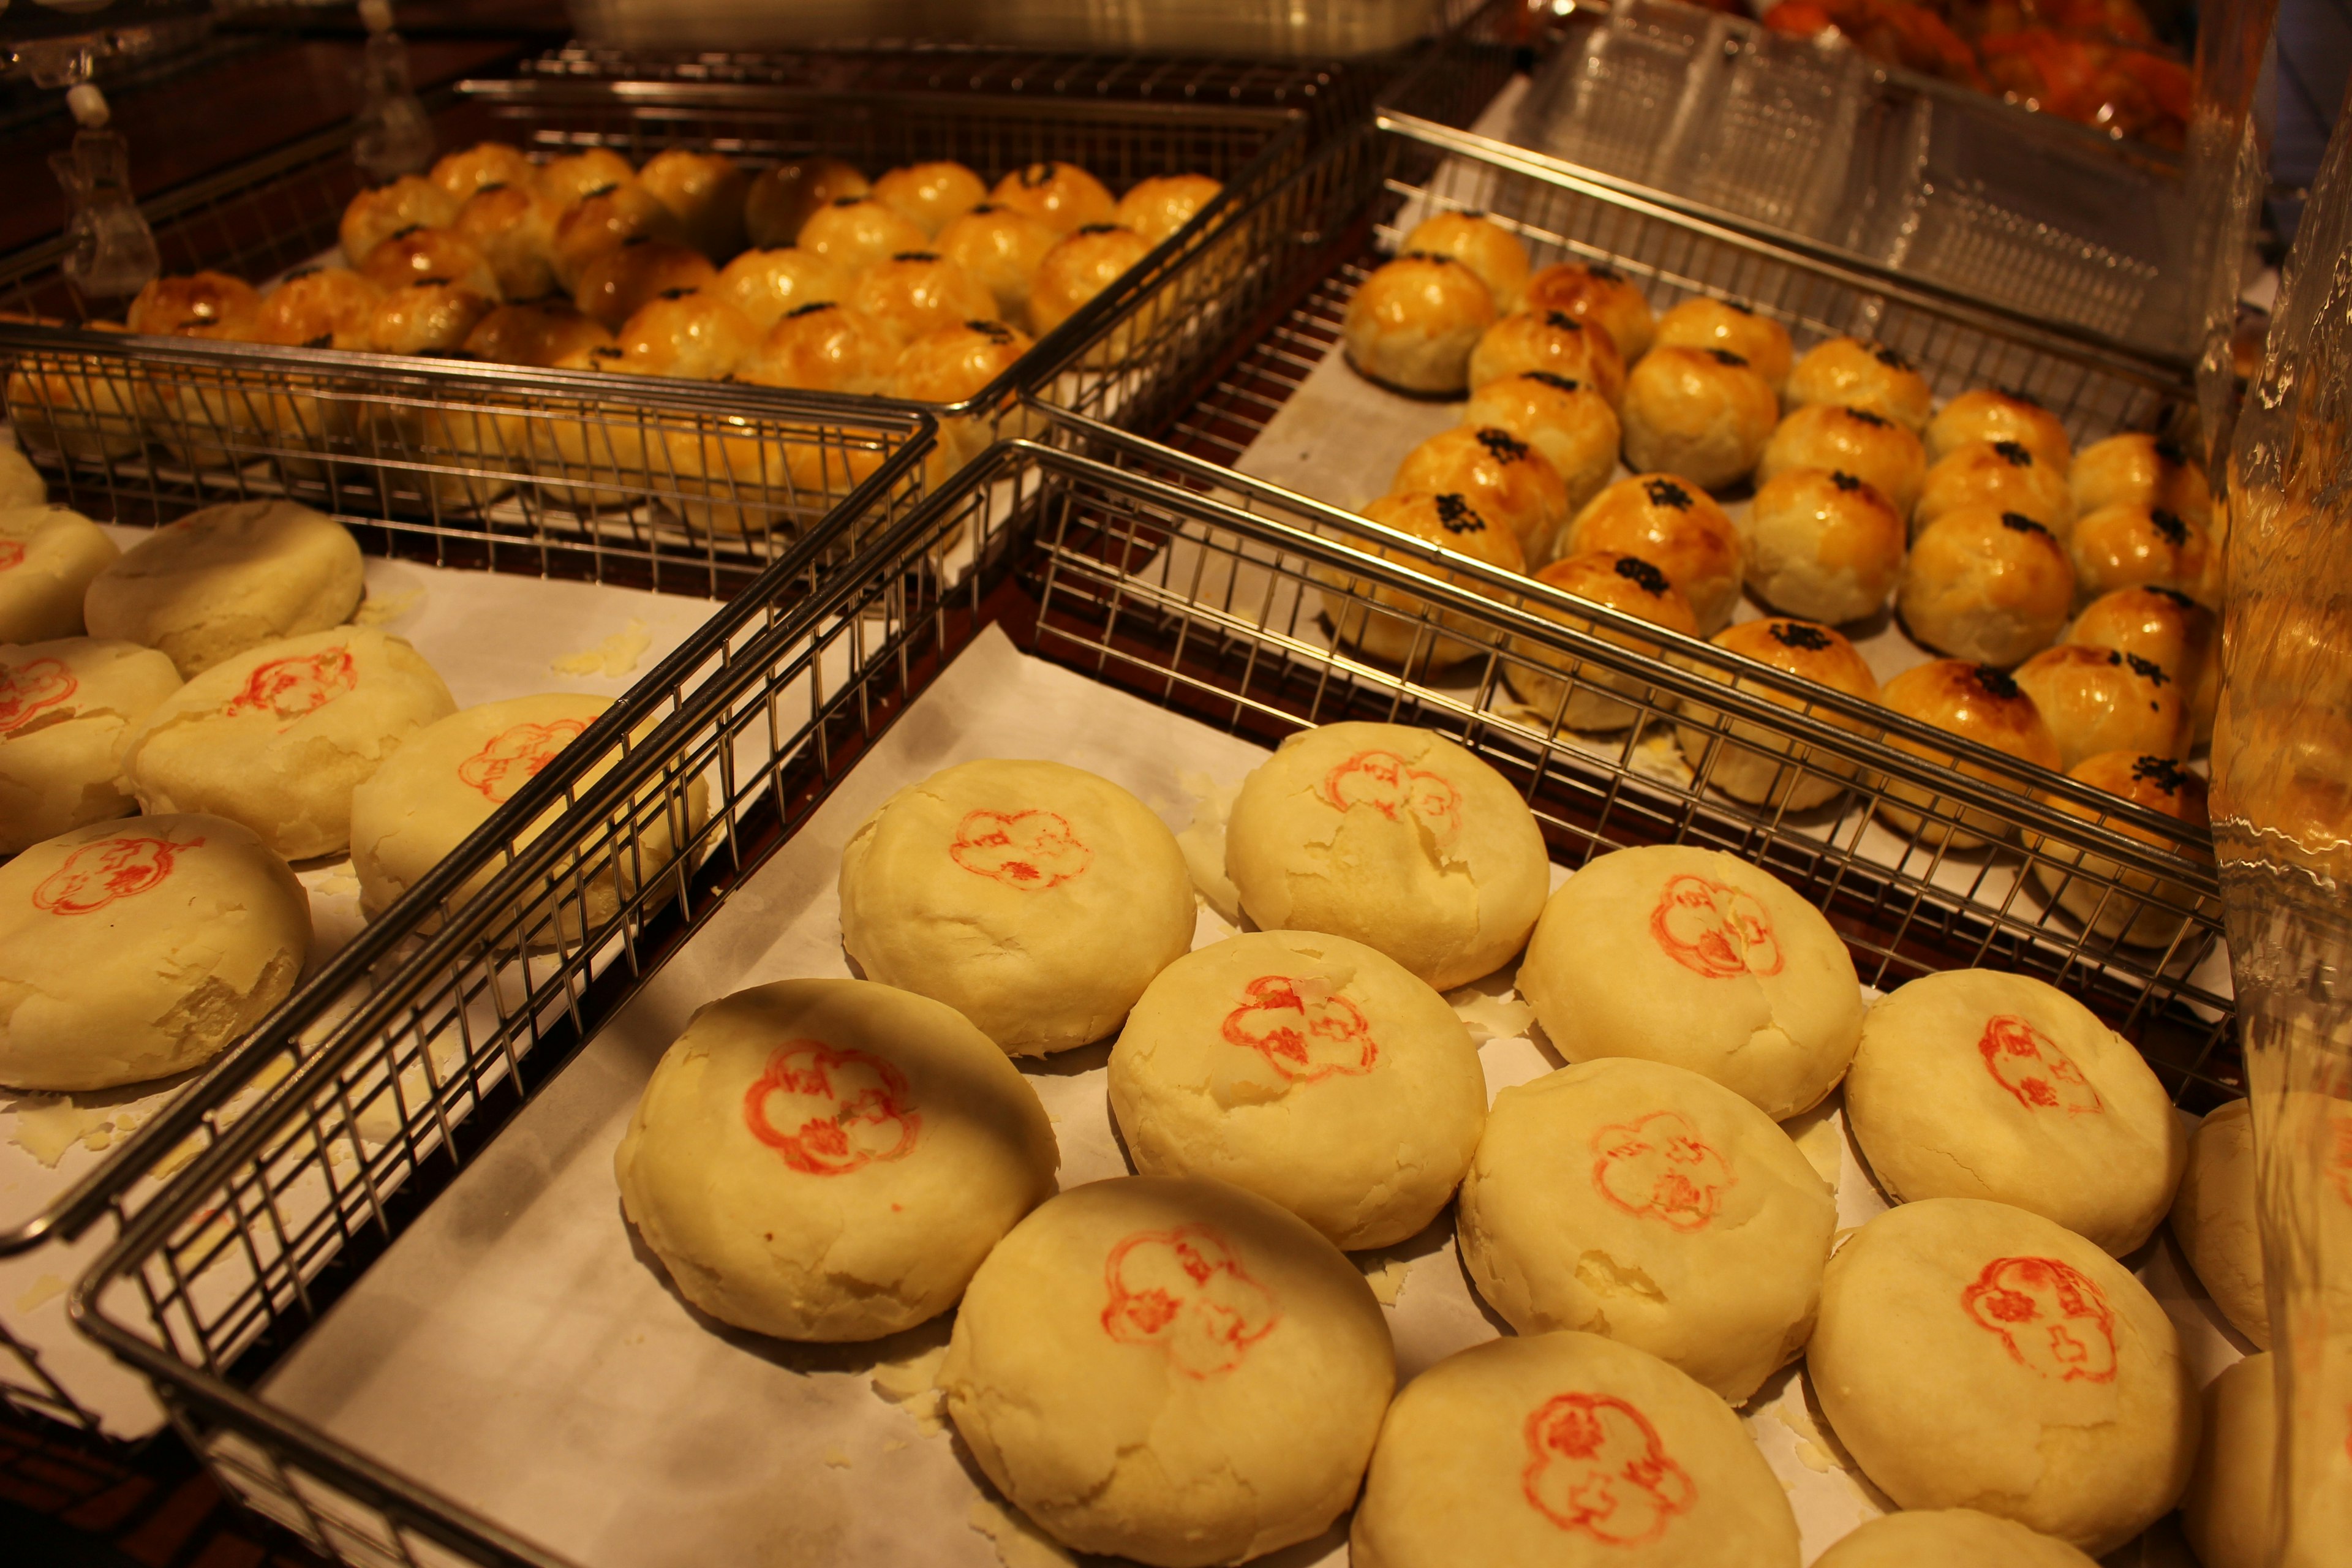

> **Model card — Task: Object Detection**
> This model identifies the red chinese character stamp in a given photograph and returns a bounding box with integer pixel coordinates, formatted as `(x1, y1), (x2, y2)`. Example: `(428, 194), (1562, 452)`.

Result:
(1101, 1224), (1280, 1378)
(949, 809), (1092, 891)
(33, 835), (200, 916)
(1978, 1016), (2104, 1114)
(741, 1041), (921, 1177)
(1648, 873), (1784, 979)
(0, 657), (77, 734)
(1522, 1392), (1697, 1544)
(1320, 750), (1462, 839)
(457, 718), (589, 803)
(223, 647), (357, 723)
(1220, 975), (1379, 1083)
(1961, 1256), (2118, 1383)
(1591, 1112), (1734, 1231)
(0, 540), (24, 571)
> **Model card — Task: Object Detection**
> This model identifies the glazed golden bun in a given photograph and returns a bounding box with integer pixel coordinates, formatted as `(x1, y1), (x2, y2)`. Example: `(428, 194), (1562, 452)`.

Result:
(429, 141), (537, 205)
(1676, 616), (1880, 809)
(848, 252), (999, 347)
(1400, 211), (1530, 312)
(1028, 224), (1153, 339)
(1912, 439), (2075, 540)
(1507, 550), (1698, 732)
(2070, 502), (2215, 607)
(572, 239), (718, 332)
(638, 148), (751, 260)
(462, 301), (613, 368)
(738, 303), (899, 395)
(2071, 432), (2212, 525)
(1323, 490), (1526, 668)
(356, 227), (501, 300)
(1619, 345), (1777, 491)
(2027, 750), (2214, 947)
(1390, 425), (1570, 564)
(1341, 253), (1494, 395)
(1898, 506), (2075, 667)
(1926, 387), (2071, 470)
(127, 271), (261, 338)
(1653, 296), (1793, 389)
(1564, 473), (1744, 635)
(2067, 585), (2215, 747)
(742, 157), (871, 251)
(366, 279), (496, 355)
(340, 175), (459, 268)
(795, 197), (931, 277)
(935, 203), (1061, 331)
(537, 148), (638, 213)
(989, 161), (1116, 234)
(890, 319), (1031, 404)
(871, 160), (988, 239)
(2013, 643), (2184, 771)
(1460, 372), (1621, 516)
(1743, 467), (1905, 625)
(1467, 309), (1627, 405)
(1520, 261), (1653, 361)
(551, 183), (687, 293)
(247, 266), (385, 350)
(1758, 402), (1927, 518)
(451, 182), (560, 302)
(614, 290), (757, 380)
(1114, 174), (1222, 244)
(1877, 658), (2061, 846)
(713, 246), (850, 329)
(1784, 337), (1933, 430)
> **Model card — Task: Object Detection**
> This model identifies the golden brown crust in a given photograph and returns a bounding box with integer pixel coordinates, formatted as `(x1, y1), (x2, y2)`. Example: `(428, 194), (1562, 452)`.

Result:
(1743, 467), (1907, 626)
(889, 320), (1031, 405)
(1564, 473), (1744, 633)
(1390, 426), (1570, 560)
(1653, 296), (1793, 387)
(987, 161), (1116, 235)
(1112, 173), (1223, 244)
(1711, 616), (1880, 700)
(1913, 439), (2076, 539)
(127, 272), (263, 339)
(1340, 255), (1495, 396)
(1519, 261), (1654, 360)
(2056, 749), (2212, 853)
(551, 183), (687, 293)
(1400, 213), (1531, 312)
(1360, 490), (1528, 573)
(742, 157), (871, 251)
(1926, 388), (2072, 471)
(869, 160), (987, 238)
(614, 290), (757, 380)
(848, 252), (999, 347)
(1467, 309), (1627, 405)
(462, 301), (612, 368)
(1459, 372), (1621, 516)
(2012, 643), (2184, 771)
(1029, 226), (1153, 338)
(571, 239), (717, 332)
(1531, 549), (1699, 633)
(2070, 432), (2212, 524)
(1758, 403), (1928, 516)
(1881, 658), (2061, 769)
(2069, 502), (2215, 606)
(1618, 345), (1778, 491)
(1898, 505), (2076, 666)
(1784, 337), (1933, 430)
(739, 302), (897, 394)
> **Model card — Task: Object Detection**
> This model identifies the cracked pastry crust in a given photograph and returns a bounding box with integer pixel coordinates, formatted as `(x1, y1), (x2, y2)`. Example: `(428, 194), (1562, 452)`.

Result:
(939, 1175), (1393, 1567)
(615, 978), (1058, 1343)
(1811, 1508), (2098, 1566)
(83, 500), (364, 678)
(1808, 1197), (2198, 1555)
(0, 502), (118, 644)
(1223, 722), (1551, 992)
(1, 636), (182, 854)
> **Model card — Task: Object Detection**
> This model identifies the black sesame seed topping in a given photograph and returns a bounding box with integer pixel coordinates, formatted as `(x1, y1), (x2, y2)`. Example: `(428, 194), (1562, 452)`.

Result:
(590, 345), (624, 360)
(1644, 477), (1695, 511)
(1076, 224), (1121, 236)
(586, 183), (622, 200)
(2001, 386), (2044, 407)
(1588, 264), (1624, 284)
(2131, 755), (2191, 791)
(2153, 435), (2186, 465)
(2150, 586), (2195, 608)
(966, 320), (1014, 339)
(1017, 164), (1058, 188)
(1524, 371), (1582, 393)
(417, 276), (452, 288)
(478, 181), (508, 194)
(1708, 349), (1749, 367)
(1828, 470), (1863, 492)
(2125, 651), (2169, 684)
(304, 333), (335, 349)
(1845, 407), (1891, 428)
(1615, 556), (1671, 595)
(2000, 512), (2051, 538)
(1542, 311), (1584, 333)
(286, 265), (324, 281)
(785, 301), (837, 318)
(1973, 666), (2022, 700)
(657, 287), (698, 301)
(1870, 343), (1913, 370)
(1770, 621), (1834, 652)
(892, 251), (942, 262)
(2150, 508), (2188, 547)
(830, 195), (864, 208)
(390, 224), (425, 242)
(1476, 428), (1531, 462)
(1724, 300), (1755, 315)
(1433, 493), (1485, 533)
(1991, 440), (2032, 466)
(971, 203), (1001, 214)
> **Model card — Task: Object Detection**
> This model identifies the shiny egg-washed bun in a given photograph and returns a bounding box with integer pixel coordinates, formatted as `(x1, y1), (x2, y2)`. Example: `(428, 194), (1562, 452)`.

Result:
(1899, 507), (2076, 668)
(1563, 473), (1744, 635)
(1653, 295), (1793, 388)
(1926, 386), (2072, 471)
(1913, 439), (2075, 540)
(1389, 425), (1570, 564)
(1877, 658), (2061, 847)
(1758, 402), (1927, 518)
(1520, 260), (1653, 360)
(1341, 254), (1495, 396)
(1399, 211), (1531, 312)
(1675, 617), (1880, 810)
(1618, 345), (1777, 491)
(1784, 336), (1933, 430)
(1467, 309), (1626, 405)
(1460, 371), (1620, 519)
(1743, 467), (1905, 625)
(1506, 550), (1699, 733)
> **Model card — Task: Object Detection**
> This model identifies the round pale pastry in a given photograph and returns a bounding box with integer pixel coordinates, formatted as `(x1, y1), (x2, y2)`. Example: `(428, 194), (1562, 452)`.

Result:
(6, 321), (146, 464)
(1563, 474), (1743, 634)
(1809, 1197), (2199, 1553)
(1468, 309), (1627, 405)
(2067, 585), (2215, 745)
(2171, 1099), (2285, 1346)
(1461, 372), (1619, 515)
(1, 440), (46, 507)
(1913, 439), (2075, 539)
(462, 300), (611, 368)
(1674, 618), (1880, 811)
(739, 302), (897, 394)
(2011, 644), (2181, 770)
(127, 270), (262, 339)
(1108, 929), (1487, 1250)
(124, 627), (457, 860)
(792, 196), (925, 278)
(551, 182), (687, 293)
(339, 174), (457, 267)
(451, 180), (562, 302)
(1783, 337), (1933, 430)
(1321, 491), (1526, 669)
(616, 978), (1057, 1341)
(987, 160), (1116, 234)
(636, 147), (749, 259)
(1, 503), (116, 643)
(1114, 173), (1221, 244)
(2070, 431), (2211, 525)
(1619, 345), (1777, 491)
(2028, 752), (2214, 948)
(1811, 1509), (2098, 1567)
(1225, 722), (1550, 991)
(1521, 260), (1654, 361)
(712, 246), (848, 328)
(2179, 1353), (2352, 1568)
(1653, 296), (1793, 390)
(742, 156), (869, 251)
(1390, 426), (1570, 564)
(848, 250), (998, 346)
(1517, 843), (1864, 1120)
(891, 320), (1035, 473)
(428, 140), (535, 205)
(1400, 211), (1529, 310)
(1351, 1331), (1800, 1568)
(2068, 502), (2213, 606)
(1898, 507), (2075, 667)
(571, 239), (717, 331)
(356, 226), (501, 300)
(0, 638), (180, 853)
(1743, 468), (1904, 624)
(1458, 1058), (1835, 1400)
(1343, 254), (1496, 395)
(940, 1175), (1393, 1567)
(1845, 969), (2185, 1253)
(1926, 387), (2072, 470)
(1758, 403), (1926, 517)
(1029, 224), (1154, 350)
(1875, 659), (2060, 847)
(869, 159), (986, 238)
(839, 759), (1192, 1055)
(614, 288), (756, 380)
(85, 500), (363, 679)
(1507, 551), (1698, 733)
(536, 147), (636, 213)
(0, 813), (309, 1091)
(936, 202), (1060, 331)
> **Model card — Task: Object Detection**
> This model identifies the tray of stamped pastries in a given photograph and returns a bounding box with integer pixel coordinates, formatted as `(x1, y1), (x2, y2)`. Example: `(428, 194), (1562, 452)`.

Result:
(64, 435), (2285, 1568)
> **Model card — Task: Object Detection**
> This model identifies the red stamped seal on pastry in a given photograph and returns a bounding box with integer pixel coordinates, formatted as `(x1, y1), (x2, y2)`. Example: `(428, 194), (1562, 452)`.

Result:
(1591, 1111), (1733, 1231)
(0, 540), (24, 571)
(1649, 873), (1783, 979)
(1221, 975), (1378, 1083)
(1522, 1392), (1697, 1544)
(741, 1041), (920, 1176)
(33, 835), (200, 916)
(1101, 1224), (1280, 1378)
(1962, 1256), (2118, 1383)
(223, 647), (357, 723)
(458, 718), (589, 803)
(1321, 750), (1461, 837)
(0, 658), (77, 734)
(950, 809), (1091, 891)
(1978, 1016), (2103, 1114)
